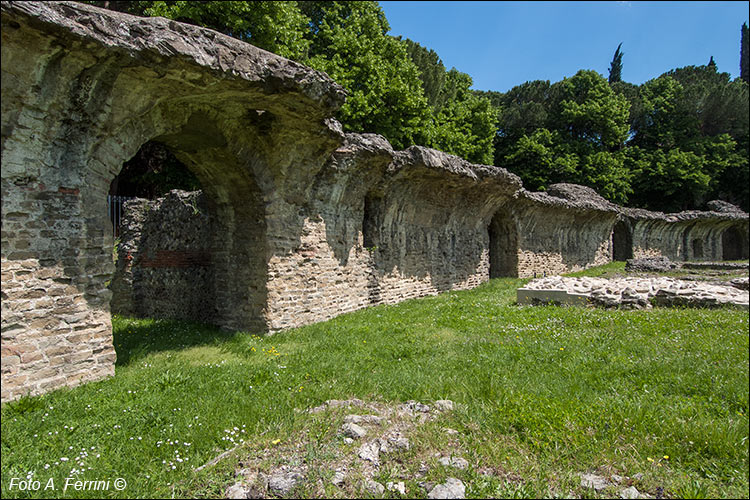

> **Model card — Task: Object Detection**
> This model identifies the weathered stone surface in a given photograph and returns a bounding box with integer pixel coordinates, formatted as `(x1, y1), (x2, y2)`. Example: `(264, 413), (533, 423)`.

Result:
(427, 478), (466, 499)
(730, 277), (749, 290)
(434, 399), (455, 411)
(625, 256), (678, 272)
(331, 468), (346, 487)
(620, 486), (641, 499)
(580, 472), (611, 491)
(358, 441), (380, 465)
(268, 471), (304, 497)
(519, 276), (749, 309)
(706, 199), (745, 214)
(363, 479), (385, 495)
(438, 456), (469, 470)
(341, 422), (367, 439)
(225, 483), (251, 499)
(1, 0), (344, 401)
(622, 206), (749, 263)
(502, 188), (619, 278)
(344, 414), (383, 425)
(378, 433), (410, 453)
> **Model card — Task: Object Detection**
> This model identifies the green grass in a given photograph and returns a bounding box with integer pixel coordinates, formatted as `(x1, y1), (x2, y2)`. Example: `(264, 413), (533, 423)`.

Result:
(2, 267), (748, 498)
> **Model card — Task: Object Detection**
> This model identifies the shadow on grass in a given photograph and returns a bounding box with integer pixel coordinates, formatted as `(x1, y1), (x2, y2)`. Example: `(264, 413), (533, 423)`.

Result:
(113, 316), (242, 367)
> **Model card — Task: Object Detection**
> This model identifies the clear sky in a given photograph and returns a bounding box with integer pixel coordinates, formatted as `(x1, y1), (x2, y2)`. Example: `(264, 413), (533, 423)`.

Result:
(380, 1), (750, 92)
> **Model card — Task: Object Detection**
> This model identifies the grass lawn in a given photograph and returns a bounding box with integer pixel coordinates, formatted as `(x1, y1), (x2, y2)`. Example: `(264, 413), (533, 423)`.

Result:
(2, 263), (748, 498)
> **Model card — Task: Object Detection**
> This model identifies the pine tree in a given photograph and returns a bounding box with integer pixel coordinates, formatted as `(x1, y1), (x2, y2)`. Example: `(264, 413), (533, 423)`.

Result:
(741, 22), (749, 83)
(608, 43), (623, 84)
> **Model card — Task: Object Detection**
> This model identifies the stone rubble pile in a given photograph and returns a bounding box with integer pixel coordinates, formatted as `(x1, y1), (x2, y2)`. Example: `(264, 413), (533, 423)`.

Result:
(518, 276), (749, 309)
(224, 398), (466, 499)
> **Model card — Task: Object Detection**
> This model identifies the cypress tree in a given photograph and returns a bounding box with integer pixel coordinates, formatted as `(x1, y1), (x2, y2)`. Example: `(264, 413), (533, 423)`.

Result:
(741, 22), (749, 83)
(608, 43), (623, 84)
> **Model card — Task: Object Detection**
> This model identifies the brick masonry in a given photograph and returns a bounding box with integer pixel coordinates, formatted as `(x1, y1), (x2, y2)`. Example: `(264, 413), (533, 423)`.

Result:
(2, 2), (749, 401)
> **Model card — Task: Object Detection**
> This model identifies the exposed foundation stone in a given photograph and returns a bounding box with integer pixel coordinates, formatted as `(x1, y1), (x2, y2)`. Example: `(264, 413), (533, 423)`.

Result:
(518, 276), (749, 310)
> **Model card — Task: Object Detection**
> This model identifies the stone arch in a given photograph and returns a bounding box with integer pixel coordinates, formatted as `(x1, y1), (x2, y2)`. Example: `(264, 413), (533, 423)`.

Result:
(722, 226), (747, 260)
(612, 219), (633, 261)
(488, 208), (518, 278)
(90, 103), (273, 332)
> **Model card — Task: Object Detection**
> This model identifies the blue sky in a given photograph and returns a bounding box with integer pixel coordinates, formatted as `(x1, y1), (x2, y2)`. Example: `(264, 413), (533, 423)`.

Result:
(380, 1), (750, 92)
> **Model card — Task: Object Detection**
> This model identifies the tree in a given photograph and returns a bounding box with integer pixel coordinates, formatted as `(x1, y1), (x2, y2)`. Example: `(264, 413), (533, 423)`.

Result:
(742, 22), (749, 84)
(629, 67), (749, 211)
(556, 70), (630, 151)
(707, 56), (716, 70)
(429, 69), (497, 164)
(400, 37), (446, 109)
(300, 1), (432, 149)
(502, 128), (578, 191)
(608, 43), (623, 84)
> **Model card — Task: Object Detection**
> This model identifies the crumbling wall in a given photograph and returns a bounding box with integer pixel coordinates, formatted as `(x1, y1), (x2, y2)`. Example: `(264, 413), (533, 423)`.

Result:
(110, 191), (221, 323)
(624, 207), (749, 262)
(2, 1), (748, 402)
(1, 0), (345, 401)
(500, 184), (619, 278)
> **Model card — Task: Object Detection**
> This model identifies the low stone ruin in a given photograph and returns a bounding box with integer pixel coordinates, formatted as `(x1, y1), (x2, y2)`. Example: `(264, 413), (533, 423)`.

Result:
(625, 256), (679, 272)
(518, 276), (749, 310)
(1, 1), (749, 401)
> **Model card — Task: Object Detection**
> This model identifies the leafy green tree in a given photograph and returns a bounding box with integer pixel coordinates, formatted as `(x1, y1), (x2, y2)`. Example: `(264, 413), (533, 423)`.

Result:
(741, 22), (749, 84)
(630, 65), (749, 210)
(555, 70), (630, 151)
(502, 128), (578, 191)
(627, 147), (712, 211)
(429, 69), (497, 164)
(631, 75), (686, 149)
(300, 1), (432, 149)
(400, 37), (446, 109)
(578, 150), (632, 204)
(608, 43), (623, 84)
(491, 80), (555, 165)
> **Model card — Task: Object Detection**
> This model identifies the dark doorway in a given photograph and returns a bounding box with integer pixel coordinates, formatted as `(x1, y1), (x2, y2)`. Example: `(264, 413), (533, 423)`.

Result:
(108, 141), (200, 238)
(362, 193), (381, 250)
(612, 220), (633, 261)
(488, 209), (518, 278)
(109, 141), (200, 199)
(691, 238), (704, 259)
(722, 227), (746, 260)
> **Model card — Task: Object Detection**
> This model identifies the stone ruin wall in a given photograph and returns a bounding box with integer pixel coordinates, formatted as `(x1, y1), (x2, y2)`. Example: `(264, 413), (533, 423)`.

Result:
(506, 185), (619, 278)
(625, 208), (749, 262)
(112, 136), (522, 331)
(110, 191), (219, 324)
(2, 1), (748, 401)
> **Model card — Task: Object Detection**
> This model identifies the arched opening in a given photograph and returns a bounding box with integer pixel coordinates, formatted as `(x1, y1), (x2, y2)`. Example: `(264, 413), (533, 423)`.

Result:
(488, 208), (518, 278)
(691, 238), (704, 259)
(106, 110), (269, 333)
(107, 141), (200, 237)
(722, 226), (747, 260)
(612, 220), (633, 261)
(362, 192), (385, 305)
(362, 193), (382, 251)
